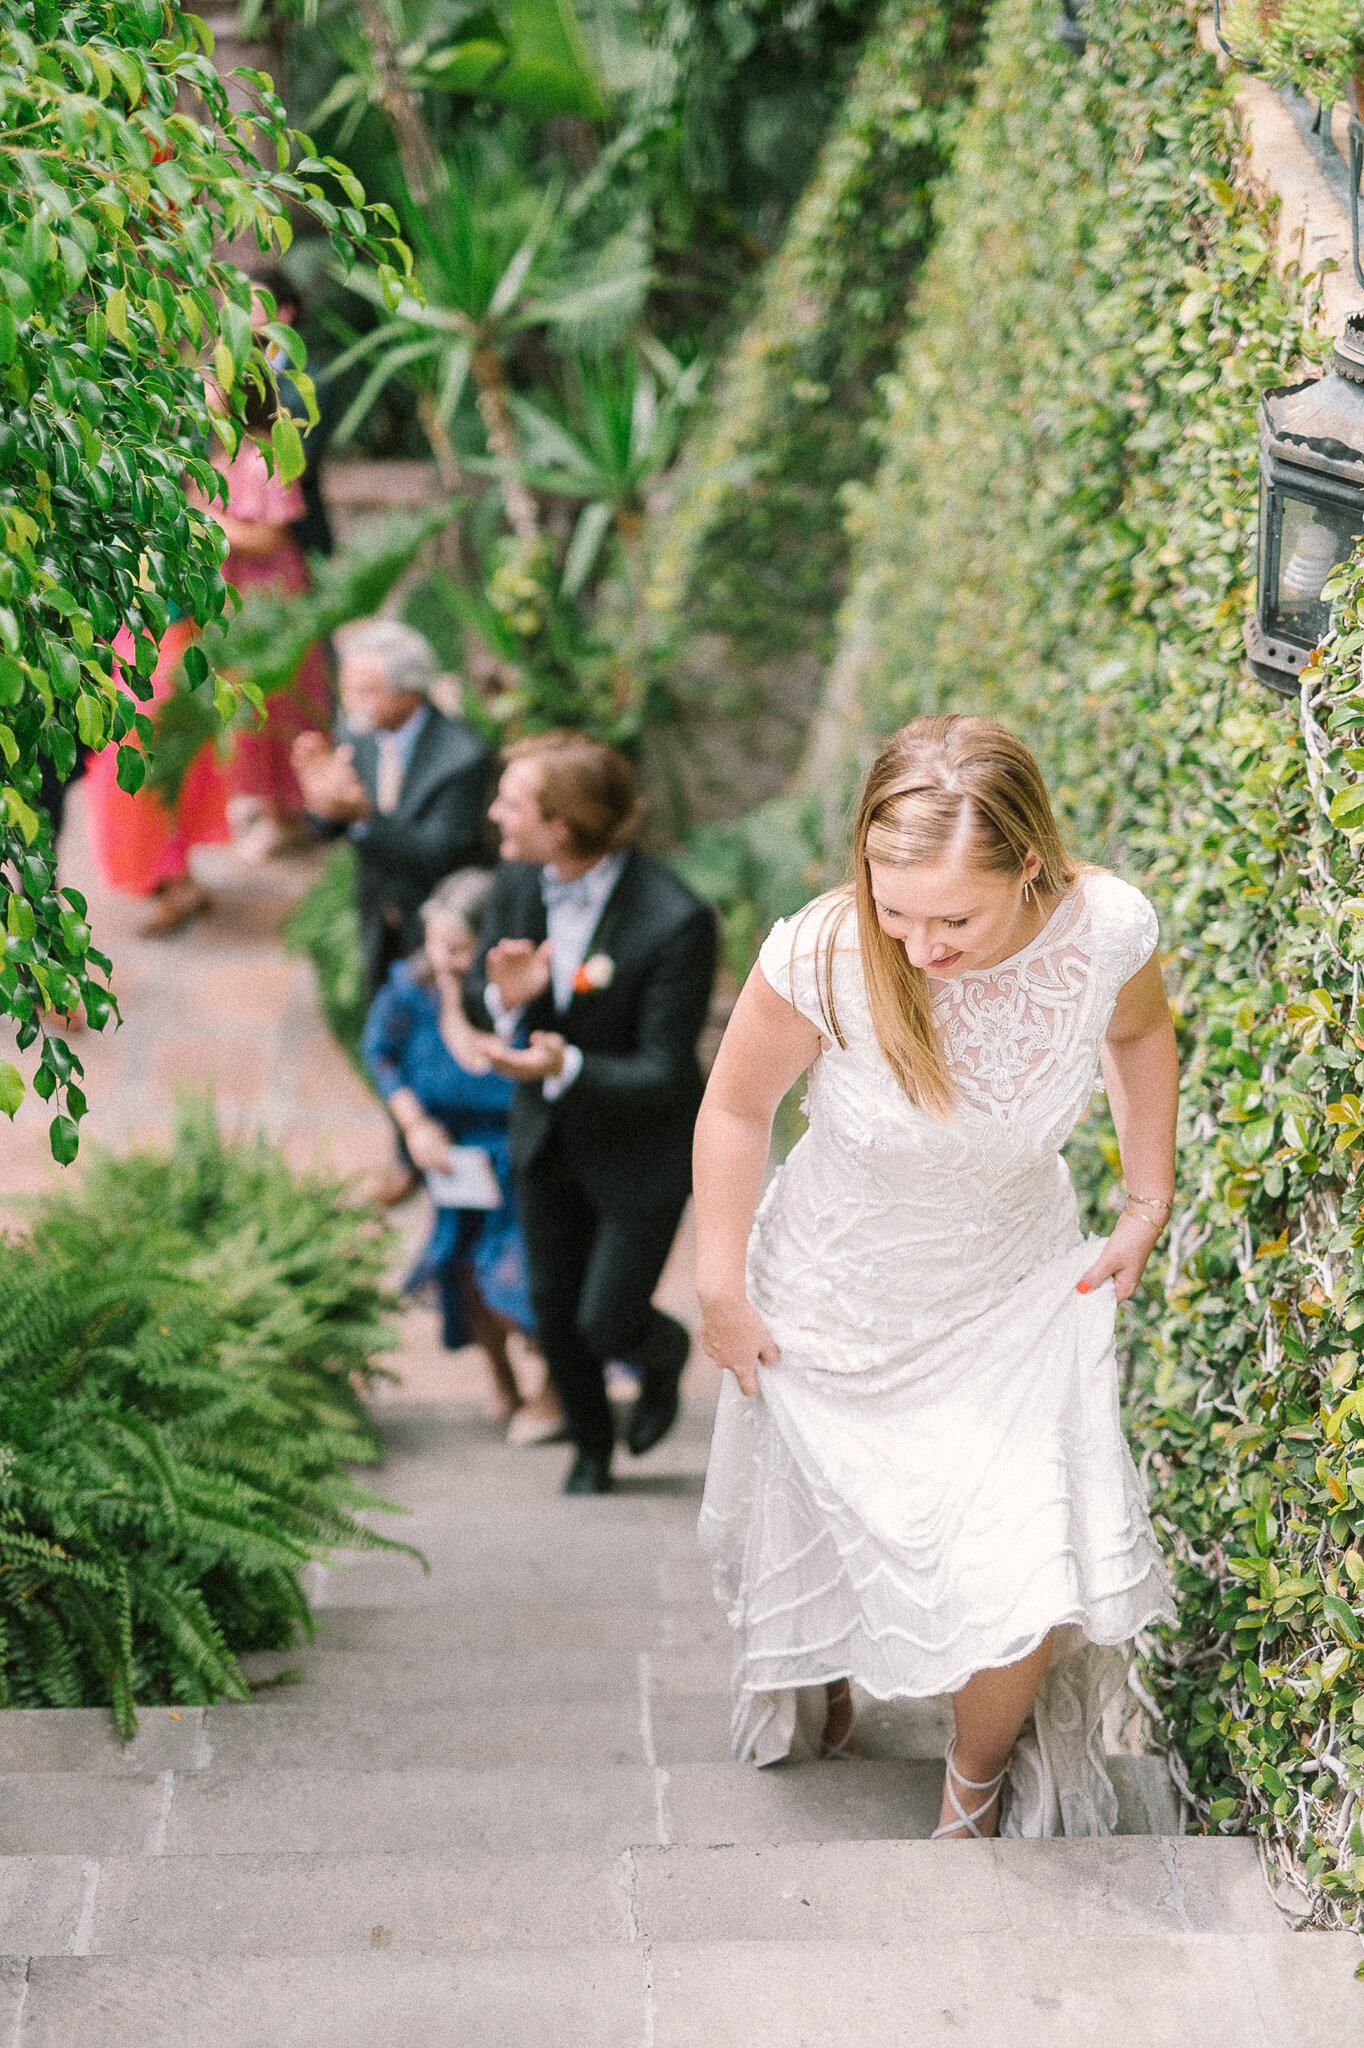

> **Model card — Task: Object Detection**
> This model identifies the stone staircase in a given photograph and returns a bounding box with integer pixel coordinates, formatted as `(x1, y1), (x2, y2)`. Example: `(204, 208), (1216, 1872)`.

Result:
(1, 1399), (1360, 2045)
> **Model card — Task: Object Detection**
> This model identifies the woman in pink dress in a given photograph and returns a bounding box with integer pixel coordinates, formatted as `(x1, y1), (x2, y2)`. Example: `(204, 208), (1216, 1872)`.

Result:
(84, 397), (331, 933)
(208, 427), (332, 862)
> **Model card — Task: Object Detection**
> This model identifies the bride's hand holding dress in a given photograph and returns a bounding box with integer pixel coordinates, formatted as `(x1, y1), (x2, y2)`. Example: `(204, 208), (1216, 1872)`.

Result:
(694, 965), (823, 1397)
(1076, 950), (1179, 1304)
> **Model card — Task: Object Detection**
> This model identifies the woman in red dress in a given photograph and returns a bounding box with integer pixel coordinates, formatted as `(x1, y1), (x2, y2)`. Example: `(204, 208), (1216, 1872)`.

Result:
(84, 395), (331, 934)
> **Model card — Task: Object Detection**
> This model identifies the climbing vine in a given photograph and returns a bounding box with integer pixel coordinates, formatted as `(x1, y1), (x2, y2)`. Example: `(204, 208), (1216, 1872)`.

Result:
(824, 0), (1364, 1927)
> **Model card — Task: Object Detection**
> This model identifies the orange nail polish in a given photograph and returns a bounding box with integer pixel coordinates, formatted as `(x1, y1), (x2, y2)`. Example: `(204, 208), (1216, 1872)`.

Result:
(1076, 1282), (1090, 1295)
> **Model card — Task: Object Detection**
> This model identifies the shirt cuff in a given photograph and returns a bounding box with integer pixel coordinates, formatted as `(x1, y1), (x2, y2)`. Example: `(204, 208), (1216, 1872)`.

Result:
(484, 984), (524, 1043)
(542, 1043), (583, 1101)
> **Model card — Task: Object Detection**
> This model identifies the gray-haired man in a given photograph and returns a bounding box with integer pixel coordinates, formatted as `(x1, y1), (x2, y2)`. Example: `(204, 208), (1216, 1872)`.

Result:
(292, 619), (492, 1000)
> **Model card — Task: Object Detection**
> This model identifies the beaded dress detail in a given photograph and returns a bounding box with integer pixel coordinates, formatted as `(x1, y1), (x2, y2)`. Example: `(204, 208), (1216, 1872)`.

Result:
(697, 870), (1175, 1835)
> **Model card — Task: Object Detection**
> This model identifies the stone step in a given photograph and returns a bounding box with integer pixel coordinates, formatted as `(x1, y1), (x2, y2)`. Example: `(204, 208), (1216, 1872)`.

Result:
(0, 1752), (1179, 1863)
(0, 1700), (1178, 1829)
(298, 1598), (729, 1656)
(305, 1515), (711, 1612)
(232, 1642), (733, 1706)
(0, 1759), (947, 1858)
(4, 1925), (1358, 2047)
(0, 1836), (1296, 1962)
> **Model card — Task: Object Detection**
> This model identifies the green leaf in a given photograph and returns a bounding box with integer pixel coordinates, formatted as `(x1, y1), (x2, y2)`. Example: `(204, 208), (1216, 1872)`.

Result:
(48, 1114), (79, 1166)
(271, 415), (306, 485)
(0, 1061), (23, 1119)
(1330, 784), (1364, 827)
(1323, 1594), (1363, 1645)
(219, 299), (253, 371)
(2, 787), (40, 844)
(114, 747), (146, 796)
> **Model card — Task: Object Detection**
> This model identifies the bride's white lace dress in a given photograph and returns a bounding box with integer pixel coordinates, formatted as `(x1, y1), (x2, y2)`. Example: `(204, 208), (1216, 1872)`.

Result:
(697, 870), (1176, 1835)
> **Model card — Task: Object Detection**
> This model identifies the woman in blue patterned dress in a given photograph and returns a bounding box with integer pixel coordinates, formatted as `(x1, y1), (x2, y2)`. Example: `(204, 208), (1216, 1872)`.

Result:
(363, 869), (563, 1439)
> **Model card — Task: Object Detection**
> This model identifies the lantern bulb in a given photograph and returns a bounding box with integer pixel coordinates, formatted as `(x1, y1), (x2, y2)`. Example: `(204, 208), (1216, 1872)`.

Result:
(1280, 523), (1343, 607)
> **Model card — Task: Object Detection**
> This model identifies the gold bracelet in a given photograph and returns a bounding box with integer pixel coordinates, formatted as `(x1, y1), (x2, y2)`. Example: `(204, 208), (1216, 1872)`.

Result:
(1123, 1200), (1167, 1230)
(1125, 1191), (1173, 1211)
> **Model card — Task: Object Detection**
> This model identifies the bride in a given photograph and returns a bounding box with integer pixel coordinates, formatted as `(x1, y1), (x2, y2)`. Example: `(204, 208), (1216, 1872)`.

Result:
(694, 715), (1178, 1839)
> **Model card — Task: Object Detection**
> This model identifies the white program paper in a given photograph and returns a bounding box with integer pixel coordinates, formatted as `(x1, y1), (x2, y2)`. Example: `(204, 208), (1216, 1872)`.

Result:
(424, 1146), (504, 1211)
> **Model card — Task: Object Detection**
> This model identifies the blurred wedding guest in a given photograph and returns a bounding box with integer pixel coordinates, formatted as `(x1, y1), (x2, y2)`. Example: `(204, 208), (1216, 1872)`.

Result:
(194, 361), (333, 864)
(82, 364), (332, 930)
(465, 733), (717, 1495)
(246, 265), (335, 562)
(82, 616), (233, 935)
(293, 618), (491, 1204)
(363, 869), (564, 1441)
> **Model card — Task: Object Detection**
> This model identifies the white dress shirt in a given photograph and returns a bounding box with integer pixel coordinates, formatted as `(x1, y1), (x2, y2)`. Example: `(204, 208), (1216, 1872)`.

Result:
(348, 704), (429, 840)
(487, 850), (626, 1099)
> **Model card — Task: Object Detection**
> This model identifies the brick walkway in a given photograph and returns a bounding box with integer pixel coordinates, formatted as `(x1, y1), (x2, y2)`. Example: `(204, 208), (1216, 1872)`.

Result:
(0, 787), (716, 1409)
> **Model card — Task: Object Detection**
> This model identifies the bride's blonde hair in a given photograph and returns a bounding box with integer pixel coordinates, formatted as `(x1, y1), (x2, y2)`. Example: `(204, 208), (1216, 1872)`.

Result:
(813, 715), (1078, 1115)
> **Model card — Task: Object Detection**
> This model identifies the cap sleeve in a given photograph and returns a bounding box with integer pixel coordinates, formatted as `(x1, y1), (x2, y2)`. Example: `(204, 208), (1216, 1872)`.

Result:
(757, 897), (849, 1034)
(1088, 872), (1159, 1003)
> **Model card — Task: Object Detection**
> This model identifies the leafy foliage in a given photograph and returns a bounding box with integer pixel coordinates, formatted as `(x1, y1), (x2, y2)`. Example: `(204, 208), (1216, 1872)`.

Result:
(1221, 0), (1364, 103)
(0, 1), (405, 1158)
(276, 0), (902, 744)
(306, 0), (609, 130)
(821, 0), (1364, 1924)
(0, 1097), (411, 1736)
(632, 0), (985, 826)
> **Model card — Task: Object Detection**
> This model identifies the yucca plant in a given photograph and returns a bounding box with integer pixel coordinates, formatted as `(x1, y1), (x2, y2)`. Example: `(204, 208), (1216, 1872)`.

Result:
(328, 140), (650, 522)
(0, 1099), (415, 1735)
(493, 343), (706, 594)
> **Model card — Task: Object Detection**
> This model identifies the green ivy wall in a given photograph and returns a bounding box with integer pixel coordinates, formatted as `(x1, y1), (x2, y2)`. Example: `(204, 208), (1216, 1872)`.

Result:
(820, 0), (1364, 1928)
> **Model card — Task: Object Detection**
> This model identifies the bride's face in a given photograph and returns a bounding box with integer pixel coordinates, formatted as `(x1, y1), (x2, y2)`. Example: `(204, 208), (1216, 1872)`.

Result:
(868, 852), (1042, 979)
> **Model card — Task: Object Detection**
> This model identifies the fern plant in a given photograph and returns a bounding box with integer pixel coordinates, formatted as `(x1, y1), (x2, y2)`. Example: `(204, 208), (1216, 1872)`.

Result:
(283, 841), (371, 1071)
(0, 1099), (415, 1734)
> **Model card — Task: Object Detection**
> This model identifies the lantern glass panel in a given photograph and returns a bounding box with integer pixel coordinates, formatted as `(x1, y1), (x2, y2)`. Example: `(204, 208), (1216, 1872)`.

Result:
(1269, 492), (1360, 647)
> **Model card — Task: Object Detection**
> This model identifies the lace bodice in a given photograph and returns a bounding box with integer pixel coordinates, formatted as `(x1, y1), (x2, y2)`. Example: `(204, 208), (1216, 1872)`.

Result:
(759, 870), (1157, 1155)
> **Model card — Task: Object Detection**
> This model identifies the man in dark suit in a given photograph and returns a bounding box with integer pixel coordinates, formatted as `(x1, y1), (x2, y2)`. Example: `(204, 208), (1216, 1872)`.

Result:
(292, 619), (491, 1205)
(291, 619), (491, 1000)
(465, 733), (717, 1494)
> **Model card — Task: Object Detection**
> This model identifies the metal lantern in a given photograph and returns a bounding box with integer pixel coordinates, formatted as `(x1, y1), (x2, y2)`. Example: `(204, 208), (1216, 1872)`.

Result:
(1246, 315), (1364, 694)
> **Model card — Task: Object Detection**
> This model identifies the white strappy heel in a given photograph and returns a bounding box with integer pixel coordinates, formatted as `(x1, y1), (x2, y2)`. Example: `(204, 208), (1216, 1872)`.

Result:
(931, 1737), (1008, 1838)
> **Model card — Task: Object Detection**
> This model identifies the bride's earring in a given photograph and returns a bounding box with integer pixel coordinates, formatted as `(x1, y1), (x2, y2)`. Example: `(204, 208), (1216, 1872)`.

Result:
(1022, 879), (1033, 905)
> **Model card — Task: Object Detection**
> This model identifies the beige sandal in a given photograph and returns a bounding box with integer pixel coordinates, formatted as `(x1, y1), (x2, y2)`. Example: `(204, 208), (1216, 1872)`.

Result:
(137, 877), (213, 937)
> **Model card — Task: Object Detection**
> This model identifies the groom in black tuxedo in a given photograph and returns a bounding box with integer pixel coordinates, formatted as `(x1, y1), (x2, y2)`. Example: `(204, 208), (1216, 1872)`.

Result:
(464, 733), (717, 1494)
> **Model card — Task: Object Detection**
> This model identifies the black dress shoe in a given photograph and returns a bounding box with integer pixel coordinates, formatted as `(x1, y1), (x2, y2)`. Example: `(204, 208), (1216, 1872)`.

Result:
(627, 1380), (680, 1457)
(563, 1450), (613, 1495)
(626, 1317), (690, 1456)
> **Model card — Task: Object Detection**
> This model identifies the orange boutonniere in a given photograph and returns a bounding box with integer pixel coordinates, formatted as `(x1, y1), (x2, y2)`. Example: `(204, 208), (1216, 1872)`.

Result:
(573, 953), (615, 995)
